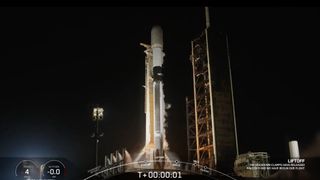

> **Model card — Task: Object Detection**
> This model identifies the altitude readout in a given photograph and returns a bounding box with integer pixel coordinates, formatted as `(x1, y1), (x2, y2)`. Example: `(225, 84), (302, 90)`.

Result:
(41, 160), (65, 179)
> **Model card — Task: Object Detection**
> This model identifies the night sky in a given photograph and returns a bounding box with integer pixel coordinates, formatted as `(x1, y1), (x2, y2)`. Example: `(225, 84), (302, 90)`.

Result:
(0, 7), (319, 174)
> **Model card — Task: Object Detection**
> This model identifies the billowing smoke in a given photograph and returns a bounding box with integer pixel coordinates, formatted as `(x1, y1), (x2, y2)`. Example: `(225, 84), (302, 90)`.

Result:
(161, 84), (170, 151)
(124, 149), (132, 163)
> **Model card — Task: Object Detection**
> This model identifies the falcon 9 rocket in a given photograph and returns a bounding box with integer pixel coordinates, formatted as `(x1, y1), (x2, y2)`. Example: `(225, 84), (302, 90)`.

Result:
(139, 26), (168, 167)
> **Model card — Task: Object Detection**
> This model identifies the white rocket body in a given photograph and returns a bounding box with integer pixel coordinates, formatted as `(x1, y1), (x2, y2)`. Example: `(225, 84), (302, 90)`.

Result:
(143, 26), (166, 158)
(151, 26), (165, 155)
(151, 26), (164, 67)
(135, 26), (175, 169)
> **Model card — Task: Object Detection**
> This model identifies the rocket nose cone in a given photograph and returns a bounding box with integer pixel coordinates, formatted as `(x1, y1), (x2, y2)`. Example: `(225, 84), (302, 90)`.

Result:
(151, 25), (163, 47)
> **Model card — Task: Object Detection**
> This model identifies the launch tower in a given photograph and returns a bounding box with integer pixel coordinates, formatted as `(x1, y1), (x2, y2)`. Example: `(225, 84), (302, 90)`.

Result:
(186, 7), (238, 173)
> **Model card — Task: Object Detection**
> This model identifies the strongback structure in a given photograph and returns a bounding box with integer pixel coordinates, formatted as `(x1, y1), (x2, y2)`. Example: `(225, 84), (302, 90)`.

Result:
(186, 8), (238, 174)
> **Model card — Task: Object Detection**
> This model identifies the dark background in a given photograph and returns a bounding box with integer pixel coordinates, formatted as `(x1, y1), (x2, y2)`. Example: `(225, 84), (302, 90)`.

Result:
(0, 7), (319, 175)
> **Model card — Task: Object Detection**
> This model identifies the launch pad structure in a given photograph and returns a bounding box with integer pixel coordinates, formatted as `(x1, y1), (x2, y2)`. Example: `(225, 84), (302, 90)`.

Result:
(85, 8), (240, 180)
(187, 27), (216, 169)
(186, 7), (239, 174)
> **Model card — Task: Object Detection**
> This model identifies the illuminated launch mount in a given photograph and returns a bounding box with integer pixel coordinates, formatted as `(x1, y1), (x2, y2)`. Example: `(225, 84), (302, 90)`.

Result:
(137, 25), (173, 169)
